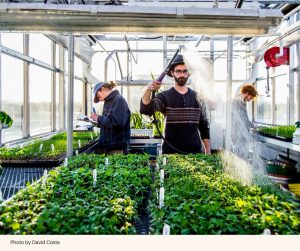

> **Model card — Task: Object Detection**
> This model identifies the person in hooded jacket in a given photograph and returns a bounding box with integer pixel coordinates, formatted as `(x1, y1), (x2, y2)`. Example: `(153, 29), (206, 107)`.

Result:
(91, 81), (130, 154)
(140, 54), (211, 154)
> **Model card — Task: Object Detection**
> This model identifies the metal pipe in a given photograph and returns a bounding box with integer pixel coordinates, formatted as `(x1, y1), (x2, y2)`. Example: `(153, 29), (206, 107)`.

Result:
(296, 12), (300, 121)
(59, 45), (66, 130)
(23, 34), (30, 138)
(51, 40), (56, 132)
(0, 34), (2, 144)
(104, 50), (117, 81)
(195, 35), (204, 47)
(225, 36), (233, 151)
(0, 4), (283, 35)
(243, 20), (300, 59)
(67, 35), (74, 158)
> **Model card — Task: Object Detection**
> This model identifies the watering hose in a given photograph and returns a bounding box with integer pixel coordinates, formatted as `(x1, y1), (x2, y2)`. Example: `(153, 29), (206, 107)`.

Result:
(151, 46), (189, 154)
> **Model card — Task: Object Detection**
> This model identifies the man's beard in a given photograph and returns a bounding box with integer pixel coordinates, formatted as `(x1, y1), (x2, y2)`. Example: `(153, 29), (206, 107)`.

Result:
(174, 76), (188, 86)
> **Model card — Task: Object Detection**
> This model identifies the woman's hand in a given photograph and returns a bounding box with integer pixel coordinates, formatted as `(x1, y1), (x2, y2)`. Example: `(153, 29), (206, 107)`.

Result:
(91, 113), (99, 122)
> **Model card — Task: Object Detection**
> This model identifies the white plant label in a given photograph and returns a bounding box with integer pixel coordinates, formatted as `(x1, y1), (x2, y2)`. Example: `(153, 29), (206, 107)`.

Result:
(159, 187), (164, 209)
(105, 158), (109, 166)
(78, 139), (81, 148)
(93, 168), (97, 187)
(156, 163), (159, 172)
(64, 158), (68, 167)
(42, 169), (48, 186)
(158, 149), (162, 156)
(75, 150), (79, 156)
(39, 144), (43, 152)
(0, 191), (3, 201)
(160, 169), (164, 183)
(163, 224), (170, 235)
(90, 133), (93, 140)
(163, 157), (167, 166)
(51, 144), (54, 152)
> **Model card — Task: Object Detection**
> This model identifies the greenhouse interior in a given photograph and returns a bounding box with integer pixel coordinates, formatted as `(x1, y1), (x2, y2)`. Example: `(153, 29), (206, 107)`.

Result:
(0, 0), (300, 236)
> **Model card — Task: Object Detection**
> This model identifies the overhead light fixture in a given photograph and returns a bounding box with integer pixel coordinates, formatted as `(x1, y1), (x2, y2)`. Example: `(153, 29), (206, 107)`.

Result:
(0, 4), (283, 35)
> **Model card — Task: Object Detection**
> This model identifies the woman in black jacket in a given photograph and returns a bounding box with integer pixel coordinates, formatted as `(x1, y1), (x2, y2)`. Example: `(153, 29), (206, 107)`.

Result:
(91, 81), (130, 154)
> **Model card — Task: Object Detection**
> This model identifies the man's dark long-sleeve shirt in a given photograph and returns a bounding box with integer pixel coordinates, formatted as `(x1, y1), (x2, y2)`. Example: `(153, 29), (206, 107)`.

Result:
(140, 87), (210, 154)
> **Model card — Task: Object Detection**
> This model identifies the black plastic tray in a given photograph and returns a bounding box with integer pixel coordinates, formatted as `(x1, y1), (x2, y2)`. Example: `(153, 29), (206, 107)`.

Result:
(0, 141), (98, 167)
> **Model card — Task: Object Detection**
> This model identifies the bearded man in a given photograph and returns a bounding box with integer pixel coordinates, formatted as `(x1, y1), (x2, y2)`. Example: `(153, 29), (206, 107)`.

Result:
(140, 54), (211, 154)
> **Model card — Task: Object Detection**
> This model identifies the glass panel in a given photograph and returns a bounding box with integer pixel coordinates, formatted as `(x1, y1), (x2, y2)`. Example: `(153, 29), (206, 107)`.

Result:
(29, 65), (52, 136)
(75, 56), (83, 78)
(1, 33), (23, 53)
(29, 34), (52, 65)
(275, 73), (288, 125)
(255, 80), (272, 124)
(74, 80), (84, 117)
(1, 54), (23, 143)
(56, 73), (60, 130)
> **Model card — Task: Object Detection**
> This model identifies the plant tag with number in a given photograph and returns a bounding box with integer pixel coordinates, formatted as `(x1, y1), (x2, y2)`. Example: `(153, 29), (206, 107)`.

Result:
(156, 163), (159, 172)
(163, 224), (170, 235)
(78, 139), (81, 148)
(93, 169), (97, 187)
(42, 169), (48, 186)
(51, 144), (55, 152)
(75, 150), (79, 156)
(64, 158), (68, 167)
(160, 169), (164, 183)
(39, 144), (43, 152)
(159, 187), (164, 209)
(105, 158), (109, 166)
(163, 157), (167, 165)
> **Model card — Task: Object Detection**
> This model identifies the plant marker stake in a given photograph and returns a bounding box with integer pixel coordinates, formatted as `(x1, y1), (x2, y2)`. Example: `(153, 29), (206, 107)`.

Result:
(156, 163), (159, 172)
(75, 150), (79, 156)
(0, 191), (3, 201)
(159, 187), (164, 209)
(78, 139), (81, 148)
(158, 149), (162, 156)
(39, 143), (43, 152)
(90, 133), (94, 140)
(163, 224), (170, 235)
(51, 144), (54, 152)
(163, 157), (166, 166)
(156, 188), (159, 202)
(105, 158), (109, 166)
(42, 169), (48, 186)
(160, 169), (164, 183)
(64, 158), (68, 167)
(262, 229), (271, 235)
(93, 168), (97, 187)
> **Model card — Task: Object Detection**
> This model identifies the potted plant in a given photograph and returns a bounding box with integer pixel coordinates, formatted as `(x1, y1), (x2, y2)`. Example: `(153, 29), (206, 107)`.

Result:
(0, 111), (13, 129)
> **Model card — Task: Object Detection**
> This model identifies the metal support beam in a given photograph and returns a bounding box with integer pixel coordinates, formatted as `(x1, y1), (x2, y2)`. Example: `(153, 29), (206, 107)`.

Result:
(0, 4), (283, 36)
(0, 45), (58, 72)
(67, 35), (74, 158)
(296, 12), (300, 122)
(163, 35), (168, 69)
(104, 50), (117, 81)
(0, 34), (2, 144)
(51, 40), (56, 131)
(59, 45), (65, 130)
(225, 36), (233, 151)
(22, 34), (30, 138)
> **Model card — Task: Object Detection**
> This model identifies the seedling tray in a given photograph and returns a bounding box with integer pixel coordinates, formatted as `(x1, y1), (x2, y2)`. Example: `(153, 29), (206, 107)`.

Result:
(1, 140), (98, 167)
